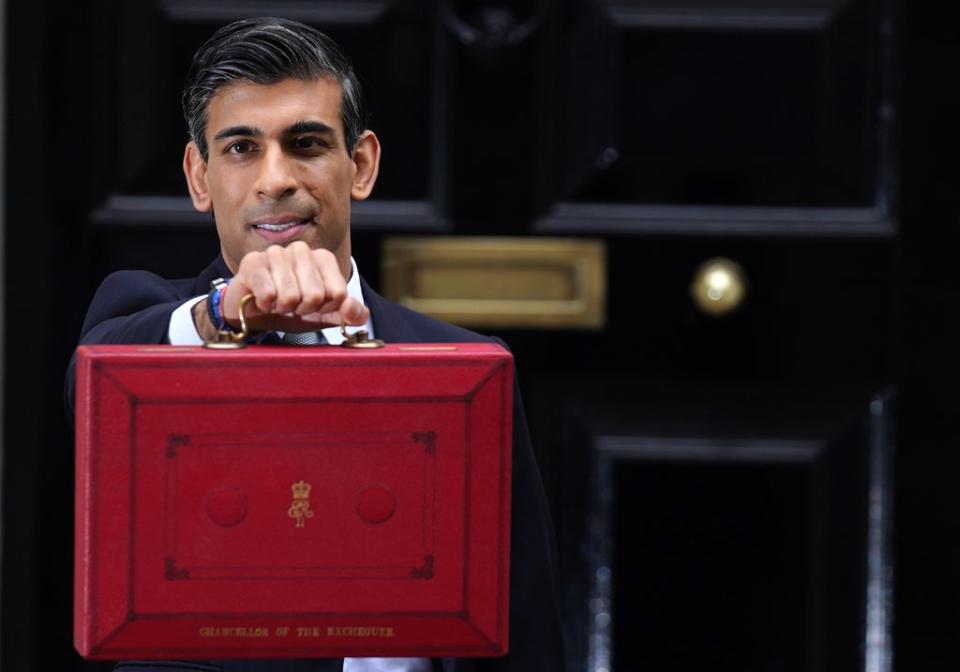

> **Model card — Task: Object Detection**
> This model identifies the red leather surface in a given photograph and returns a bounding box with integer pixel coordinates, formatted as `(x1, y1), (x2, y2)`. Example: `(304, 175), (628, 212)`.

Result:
(74, 344), (512, 659)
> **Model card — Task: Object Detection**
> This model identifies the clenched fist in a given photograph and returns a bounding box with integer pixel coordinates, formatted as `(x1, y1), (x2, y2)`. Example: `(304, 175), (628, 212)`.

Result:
(193, 241), (368, 339)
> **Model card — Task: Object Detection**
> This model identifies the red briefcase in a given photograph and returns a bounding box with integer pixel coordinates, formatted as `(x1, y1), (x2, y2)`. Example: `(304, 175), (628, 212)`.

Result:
(74, 343), (512, 659)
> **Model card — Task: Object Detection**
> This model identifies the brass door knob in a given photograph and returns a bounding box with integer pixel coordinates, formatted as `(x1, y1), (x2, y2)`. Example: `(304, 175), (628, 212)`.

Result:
(690, 258), (748, 316)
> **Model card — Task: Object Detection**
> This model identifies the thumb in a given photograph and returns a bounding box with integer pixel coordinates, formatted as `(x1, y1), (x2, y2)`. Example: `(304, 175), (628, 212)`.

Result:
(339, 297), (368, 325)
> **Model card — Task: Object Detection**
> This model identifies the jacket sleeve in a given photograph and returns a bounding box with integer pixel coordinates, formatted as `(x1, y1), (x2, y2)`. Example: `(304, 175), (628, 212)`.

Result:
(472, 369), (567, 671)
(64, 270), (195, 418)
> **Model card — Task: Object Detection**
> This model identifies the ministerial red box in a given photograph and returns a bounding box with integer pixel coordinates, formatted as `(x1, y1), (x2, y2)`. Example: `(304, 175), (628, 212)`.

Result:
(74, 343), (512, 659)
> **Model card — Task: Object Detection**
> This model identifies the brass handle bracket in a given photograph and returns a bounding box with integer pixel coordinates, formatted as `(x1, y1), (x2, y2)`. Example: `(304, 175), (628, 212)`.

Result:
(203, 294), (257, 350)
(340, 324), (385, 349)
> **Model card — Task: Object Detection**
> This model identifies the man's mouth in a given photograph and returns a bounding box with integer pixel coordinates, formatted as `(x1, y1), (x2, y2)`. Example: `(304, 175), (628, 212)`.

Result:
(250, 217), (313, 242)
(254, 220), (308, 232)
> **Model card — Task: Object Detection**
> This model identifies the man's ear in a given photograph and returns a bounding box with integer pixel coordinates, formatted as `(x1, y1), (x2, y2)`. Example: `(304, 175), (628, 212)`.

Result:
(183, 141), (213, 212)
(350, 130), (381, 201)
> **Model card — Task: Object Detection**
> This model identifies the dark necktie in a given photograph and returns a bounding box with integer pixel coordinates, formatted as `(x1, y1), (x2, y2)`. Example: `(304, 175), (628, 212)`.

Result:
(281, 331), (325, 345)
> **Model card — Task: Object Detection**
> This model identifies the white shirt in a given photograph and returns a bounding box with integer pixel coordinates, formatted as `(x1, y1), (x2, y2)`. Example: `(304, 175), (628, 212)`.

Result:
(167, 258), (431, 672)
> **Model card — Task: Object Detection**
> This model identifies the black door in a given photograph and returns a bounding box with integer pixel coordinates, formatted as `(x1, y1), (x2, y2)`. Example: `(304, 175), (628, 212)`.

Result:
(2, 1), (955, 670)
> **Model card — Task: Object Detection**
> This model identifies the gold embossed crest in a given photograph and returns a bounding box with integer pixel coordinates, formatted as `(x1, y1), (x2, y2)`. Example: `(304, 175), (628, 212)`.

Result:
(287, 480), (315, 528)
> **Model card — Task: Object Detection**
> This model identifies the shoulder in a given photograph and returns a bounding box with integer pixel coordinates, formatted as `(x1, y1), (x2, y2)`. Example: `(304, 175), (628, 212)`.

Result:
(361, 278), (495, 345)
(88, 270), (198, 315)
(79, 270), (197, 339)
(85, 257), (226, 321)
(390, 301), (493, 343)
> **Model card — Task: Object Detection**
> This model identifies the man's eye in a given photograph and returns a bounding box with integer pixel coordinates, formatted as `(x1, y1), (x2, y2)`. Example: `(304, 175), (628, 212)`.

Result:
(226, 140), (256, 154)
(291, 136), (328, 151)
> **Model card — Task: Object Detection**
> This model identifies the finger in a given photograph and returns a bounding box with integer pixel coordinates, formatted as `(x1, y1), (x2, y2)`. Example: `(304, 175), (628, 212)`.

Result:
(339, 297), (369, 325)
(273, 299), (369, 332)
(266, 245), (300, 314)
(304, 301), (368, 328)
(313, 248), (348, 314)
(291, 243), (326, 316)
(259, 311), (339, 332)
(246, 263), (279, 314)
(224, 253), (275, 319)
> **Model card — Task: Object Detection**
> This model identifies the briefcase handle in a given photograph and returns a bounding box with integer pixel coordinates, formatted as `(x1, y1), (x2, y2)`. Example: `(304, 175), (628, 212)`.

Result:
(203, 294), (385, 350)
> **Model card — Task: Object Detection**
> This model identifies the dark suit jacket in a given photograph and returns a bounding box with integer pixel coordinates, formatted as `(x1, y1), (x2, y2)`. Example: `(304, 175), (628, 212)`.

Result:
(66, 257), (566, 672)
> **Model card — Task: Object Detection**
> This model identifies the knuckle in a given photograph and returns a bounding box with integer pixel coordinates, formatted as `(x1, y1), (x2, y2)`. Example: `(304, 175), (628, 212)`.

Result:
(238, 250), (265, 271)
(276, 288), (299, 311)
(250, 269), (272, 292)
(306, 284), (327, 302)
(292, 244), (314, 267)
(328, 285), (347, 304)
(258, 287), (278, 306)
(266, 244), (285, 260)
(256, 294), (275, 312)
(303, 289), (326, 308)
(251, 275), (276, 300)
(313, 248), (336, 264)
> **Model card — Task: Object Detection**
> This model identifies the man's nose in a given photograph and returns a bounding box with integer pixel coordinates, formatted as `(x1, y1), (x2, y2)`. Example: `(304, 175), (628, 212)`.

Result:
(255, 145), (298, 200)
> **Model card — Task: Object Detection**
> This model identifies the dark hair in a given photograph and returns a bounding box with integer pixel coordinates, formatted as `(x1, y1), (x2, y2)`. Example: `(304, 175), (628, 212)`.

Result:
(182, 17), (367, 160)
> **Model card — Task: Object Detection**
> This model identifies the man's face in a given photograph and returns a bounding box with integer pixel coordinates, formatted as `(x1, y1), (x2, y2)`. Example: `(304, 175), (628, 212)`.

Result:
(183, 77), (379, 277)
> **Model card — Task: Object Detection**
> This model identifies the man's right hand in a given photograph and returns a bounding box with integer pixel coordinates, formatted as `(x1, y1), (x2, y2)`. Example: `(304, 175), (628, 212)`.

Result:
(192, 242), (369, 339)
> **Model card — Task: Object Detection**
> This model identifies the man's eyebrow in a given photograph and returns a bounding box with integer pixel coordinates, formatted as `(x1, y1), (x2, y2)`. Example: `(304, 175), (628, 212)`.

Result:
(285, 120), (336, 136)
(212, 125), (262, 141)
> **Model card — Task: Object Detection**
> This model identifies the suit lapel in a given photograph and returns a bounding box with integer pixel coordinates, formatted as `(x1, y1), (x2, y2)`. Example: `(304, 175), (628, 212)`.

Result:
(360, 276), (423, 344)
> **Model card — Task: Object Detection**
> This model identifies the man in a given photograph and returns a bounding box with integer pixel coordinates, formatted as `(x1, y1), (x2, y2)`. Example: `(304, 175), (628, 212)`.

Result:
(67, 17), (565, 672)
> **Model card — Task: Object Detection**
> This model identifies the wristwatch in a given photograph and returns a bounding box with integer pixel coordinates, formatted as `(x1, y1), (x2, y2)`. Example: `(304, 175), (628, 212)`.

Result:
(206, 277), (235, 331)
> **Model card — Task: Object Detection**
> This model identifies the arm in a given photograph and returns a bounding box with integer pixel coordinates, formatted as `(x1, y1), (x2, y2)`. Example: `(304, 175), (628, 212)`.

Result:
(474, 379), (567, 672)
(65, 244), (369, 418)
(64, 270), (196, 417)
